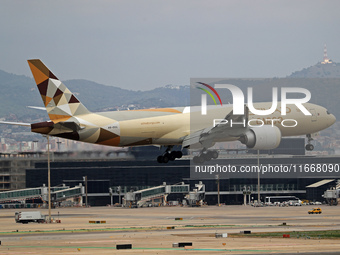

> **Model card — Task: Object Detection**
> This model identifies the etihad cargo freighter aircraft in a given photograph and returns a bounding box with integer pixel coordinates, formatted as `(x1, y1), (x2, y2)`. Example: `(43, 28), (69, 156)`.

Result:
(0, 60), (336, 163)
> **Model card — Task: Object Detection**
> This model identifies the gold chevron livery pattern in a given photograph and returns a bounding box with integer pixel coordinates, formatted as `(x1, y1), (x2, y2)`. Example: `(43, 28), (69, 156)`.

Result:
(28, 60), (90, 122)
(27, 60), (189, 148)
(28, 59), (121, 146)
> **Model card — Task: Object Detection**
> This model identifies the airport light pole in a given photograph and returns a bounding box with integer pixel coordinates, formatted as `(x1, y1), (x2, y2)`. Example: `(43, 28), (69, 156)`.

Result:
(83, 176), (88, 207)
(216, 174), (220, 206)
(47, 136), (51, 223)
(33, 140), (38, 152)
(109, 188), (113, 206)
(248, 186), (251, 205)
(117, 186), (121, 206)
(56, 140), (62, 151)
(243, 186), (247, 206)
(257, 150), (260, 203)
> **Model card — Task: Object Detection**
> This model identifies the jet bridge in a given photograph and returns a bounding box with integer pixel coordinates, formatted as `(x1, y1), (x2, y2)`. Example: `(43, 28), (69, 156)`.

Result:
(0, 184), (84, 204)
(123, 182), (190, 207)
(322, 180), (340, 206)
(0, 187), (43, 203)
(51, 186), (84, 202)
(184, 182), (206, 207)
(123, 182), (205, 207)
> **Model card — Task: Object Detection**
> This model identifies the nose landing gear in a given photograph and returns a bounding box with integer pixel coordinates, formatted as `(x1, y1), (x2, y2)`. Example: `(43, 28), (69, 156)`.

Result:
(305, 134), (314, 151)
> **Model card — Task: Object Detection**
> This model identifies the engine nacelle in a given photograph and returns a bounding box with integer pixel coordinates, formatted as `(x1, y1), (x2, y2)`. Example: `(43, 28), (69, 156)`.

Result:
(240, 125), (281, 150)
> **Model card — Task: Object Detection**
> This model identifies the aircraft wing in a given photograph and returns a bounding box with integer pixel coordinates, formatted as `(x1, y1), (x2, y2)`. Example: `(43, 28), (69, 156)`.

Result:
(0, 121), (31, 127)
(182, 106), (249, 149)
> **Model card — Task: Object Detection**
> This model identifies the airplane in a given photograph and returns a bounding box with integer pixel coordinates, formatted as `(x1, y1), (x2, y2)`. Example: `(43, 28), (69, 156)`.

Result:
(0, 59), (336, 163)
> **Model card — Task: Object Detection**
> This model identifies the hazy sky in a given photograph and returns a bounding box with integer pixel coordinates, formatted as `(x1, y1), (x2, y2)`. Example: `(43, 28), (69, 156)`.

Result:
(1, 0), (340, 90)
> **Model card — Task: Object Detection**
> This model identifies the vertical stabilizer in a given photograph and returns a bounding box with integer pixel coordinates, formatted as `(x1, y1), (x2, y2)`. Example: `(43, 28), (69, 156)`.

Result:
(27, 59), (90, 122)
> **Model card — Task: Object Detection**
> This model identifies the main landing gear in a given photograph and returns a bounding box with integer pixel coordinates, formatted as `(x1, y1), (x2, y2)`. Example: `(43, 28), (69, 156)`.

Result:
(157, 146), (183, 163)
(305, 134), (314, 151)
(193, 149), (219, 164)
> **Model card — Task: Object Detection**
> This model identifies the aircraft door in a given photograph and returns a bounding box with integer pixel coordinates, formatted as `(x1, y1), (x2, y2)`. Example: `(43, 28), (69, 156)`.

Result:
(310, 109), (317, 122)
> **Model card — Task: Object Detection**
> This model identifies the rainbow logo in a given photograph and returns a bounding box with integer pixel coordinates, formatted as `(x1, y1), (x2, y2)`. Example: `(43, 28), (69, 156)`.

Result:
(196, 82), (223, 106)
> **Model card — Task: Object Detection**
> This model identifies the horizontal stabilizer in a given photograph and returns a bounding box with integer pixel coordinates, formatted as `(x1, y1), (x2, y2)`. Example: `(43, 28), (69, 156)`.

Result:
(30, 120), (82, 135)
(54, 121), (82, 132)
(27, 106), (46, 111)
(0, 121), (31, 127)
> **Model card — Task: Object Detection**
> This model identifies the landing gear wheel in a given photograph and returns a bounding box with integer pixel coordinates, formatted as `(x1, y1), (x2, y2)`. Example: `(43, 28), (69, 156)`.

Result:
(193, 156), (204, 164)
(157, 154), (170, 163)
(305, 144), (314, 151)
(157, 150), (183, 163)
(175, 151), (183, 158)
(305, 134), (314, 151)
(162, 153), (170, 163)
(157, 156), (163, 163)
(206, 150), (218, 160)
(211, 150), (219, 159)
(203, 152), (212, 161)
(169, 151), (177, 161)
(192, 149), (219, 164)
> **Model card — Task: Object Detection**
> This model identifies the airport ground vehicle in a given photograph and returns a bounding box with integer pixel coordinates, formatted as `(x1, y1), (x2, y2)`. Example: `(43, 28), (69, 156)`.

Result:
(15, 211), (46, 224)
(308, 208), (322, 214)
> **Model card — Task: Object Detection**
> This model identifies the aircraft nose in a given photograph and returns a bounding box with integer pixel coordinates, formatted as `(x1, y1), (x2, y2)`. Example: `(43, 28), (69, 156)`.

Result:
(329, 113), (336, 126)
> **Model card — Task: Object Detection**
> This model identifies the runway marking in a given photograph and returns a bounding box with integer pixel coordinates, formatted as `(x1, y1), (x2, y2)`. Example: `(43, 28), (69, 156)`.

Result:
(68, 240), (115, 243)
(0, 245), (275, 252)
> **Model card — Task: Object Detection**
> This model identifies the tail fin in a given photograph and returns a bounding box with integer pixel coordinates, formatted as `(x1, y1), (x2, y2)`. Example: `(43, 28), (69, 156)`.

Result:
(27, 59), (90, 122)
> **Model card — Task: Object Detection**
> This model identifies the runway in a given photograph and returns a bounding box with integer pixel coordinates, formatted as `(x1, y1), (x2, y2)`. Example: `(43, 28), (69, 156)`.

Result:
(0, 205), (339, 254)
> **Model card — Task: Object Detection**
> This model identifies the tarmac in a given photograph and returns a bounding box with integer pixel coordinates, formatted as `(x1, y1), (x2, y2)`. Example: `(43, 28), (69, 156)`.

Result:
(0, 205), (340, 254)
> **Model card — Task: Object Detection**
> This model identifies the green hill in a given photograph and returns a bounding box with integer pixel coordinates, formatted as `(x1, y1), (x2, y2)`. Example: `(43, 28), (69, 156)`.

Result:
(0, 70), (189, 120)
(0, 69), (339, 122)
(289, 62), (340, 78)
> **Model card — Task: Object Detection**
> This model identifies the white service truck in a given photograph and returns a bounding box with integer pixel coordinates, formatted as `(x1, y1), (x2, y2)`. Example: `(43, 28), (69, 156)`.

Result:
(15, 211), (46, 224)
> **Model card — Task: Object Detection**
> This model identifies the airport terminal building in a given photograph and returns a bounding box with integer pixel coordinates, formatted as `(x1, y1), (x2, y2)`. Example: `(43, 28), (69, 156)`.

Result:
(23, 154), (339, 206)
(1, 137), (339, 206)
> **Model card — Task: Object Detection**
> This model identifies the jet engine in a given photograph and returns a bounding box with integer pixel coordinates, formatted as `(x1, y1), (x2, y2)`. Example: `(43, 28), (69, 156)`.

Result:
(239, 125), (281, 150)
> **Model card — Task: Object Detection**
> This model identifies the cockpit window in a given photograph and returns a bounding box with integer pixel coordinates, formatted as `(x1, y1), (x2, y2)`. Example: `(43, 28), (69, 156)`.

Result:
(327, 110), (331, 115)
